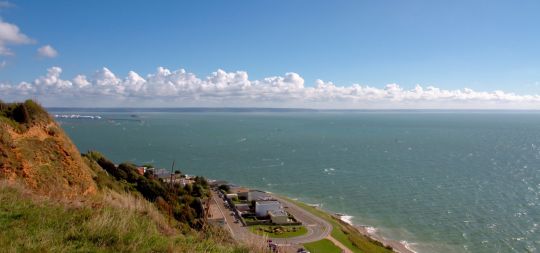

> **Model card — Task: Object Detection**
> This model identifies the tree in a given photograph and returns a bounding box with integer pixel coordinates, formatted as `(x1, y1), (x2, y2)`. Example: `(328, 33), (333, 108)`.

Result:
(218, 184), (230, 193)
(192, 184), (205, 197)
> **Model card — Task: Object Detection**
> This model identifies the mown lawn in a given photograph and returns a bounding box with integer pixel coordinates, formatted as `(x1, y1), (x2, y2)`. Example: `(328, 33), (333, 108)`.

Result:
(249, 225), (307, 238)
(304, 239), (342, 253)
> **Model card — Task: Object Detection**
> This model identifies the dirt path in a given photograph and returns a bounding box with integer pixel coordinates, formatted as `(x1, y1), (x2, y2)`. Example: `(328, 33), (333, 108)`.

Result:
(326, 235), (353, 253)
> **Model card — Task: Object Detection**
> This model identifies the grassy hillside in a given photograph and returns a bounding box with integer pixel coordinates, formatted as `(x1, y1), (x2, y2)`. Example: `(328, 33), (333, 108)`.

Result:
(0, 181), (248, 253)
(0, 100), (264, 253)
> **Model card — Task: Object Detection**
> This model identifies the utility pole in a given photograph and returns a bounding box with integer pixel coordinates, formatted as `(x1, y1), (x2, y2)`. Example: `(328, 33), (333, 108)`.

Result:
(168, 160), (176, 226)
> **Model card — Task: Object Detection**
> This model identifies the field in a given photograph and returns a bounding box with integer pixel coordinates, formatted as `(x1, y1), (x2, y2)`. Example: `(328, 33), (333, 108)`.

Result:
(304, 239), (342, 253)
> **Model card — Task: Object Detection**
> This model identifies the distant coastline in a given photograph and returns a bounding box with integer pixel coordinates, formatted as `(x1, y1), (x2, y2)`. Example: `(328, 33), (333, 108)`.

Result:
(46, 107), (540, 113)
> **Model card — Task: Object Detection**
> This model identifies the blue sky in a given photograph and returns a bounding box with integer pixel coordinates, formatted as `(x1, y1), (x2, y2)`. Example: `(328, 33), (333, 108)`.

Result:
(1, 0), (540, 108)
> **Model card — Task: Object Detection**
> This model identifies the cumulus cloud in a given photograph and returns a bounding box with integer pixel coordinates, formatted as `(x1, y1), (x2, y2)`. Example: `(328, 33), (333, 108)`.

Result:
(37, 44), (58, 58)
(0, 18), (33, 55)
(2, 66), (540, 108)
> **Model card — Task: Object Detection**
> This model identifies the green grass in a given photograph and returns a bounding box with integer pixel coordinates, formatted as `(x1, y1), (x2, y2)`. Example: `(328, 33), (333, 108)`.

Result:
(0, 182), (251, 253)
(304, 239), (342, 253)
(249, 225), (307, 238)
(243, 216), (258, 222)
(282, 197), (393, 253)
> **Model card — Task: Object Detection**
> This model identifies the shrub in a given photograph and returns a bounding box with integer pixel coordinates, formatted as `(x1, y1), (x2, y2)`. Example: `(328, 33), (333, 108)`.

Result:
(11, 104), (30, 123)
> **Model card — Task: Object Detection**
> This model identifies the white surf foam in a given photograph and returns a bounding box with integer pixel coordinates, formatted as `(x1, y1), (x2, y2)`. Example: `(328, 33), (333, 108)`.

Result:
(339, 215), (354, 225)
(365, 226), (378, 234)
(400, 240), (419, 253)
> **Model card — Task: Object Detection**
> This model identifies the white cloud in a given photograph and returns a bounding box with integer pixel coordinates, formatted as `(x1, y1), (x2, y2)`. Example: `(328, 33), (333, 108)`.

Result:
(37, 44), (58, 58)
(2, 66), (540, 109)
(0, 18), (33, 55)
(0, 60), (6, 68)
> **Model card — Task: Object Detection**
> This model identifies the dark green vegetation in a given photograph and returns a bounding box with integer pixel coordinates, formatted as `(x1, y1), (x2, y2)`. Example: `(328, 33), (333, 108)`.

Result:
(218, 184), (231, 193)
(85, 151), (210, 229)
(0, 99), (50, 131)
(249, 225), (307, 238)
(303, 239), (342, 253)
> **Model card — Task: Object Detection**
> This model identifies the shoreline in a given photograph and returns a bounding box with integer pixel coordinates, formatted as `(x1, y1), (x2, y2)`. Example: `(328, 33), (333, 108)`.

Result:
(211, 180), (417, 253)
(277, 195), (417, 253)
(348, 222), (417, 253)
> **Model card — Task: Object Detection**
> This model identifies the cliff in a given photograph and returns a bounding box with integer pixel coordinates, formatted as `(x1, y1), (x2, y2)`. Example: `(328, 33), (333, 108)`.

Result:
(0, 100), (96, 197)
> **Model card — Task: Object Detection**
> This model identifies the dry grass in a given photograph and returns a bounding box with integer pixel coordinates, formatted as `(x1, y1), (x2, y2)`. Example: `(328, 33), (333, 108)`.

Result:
(100, 189), (174, 235)
(0, 181), (260, 253)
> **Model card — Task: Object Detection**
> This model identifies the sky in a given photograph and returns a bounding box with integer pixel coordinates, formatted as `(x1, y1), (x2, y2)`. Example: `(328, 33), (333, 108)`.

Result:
(1, 0), (540, 108)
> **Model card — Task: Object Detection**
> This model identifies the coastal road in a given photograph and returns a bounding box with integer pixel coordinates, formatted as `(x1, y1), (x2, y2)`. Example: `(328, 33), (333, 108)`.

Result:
(211, 190), (334, 251)
(270, 195), (332, 244)
(211, 190), (254, 242)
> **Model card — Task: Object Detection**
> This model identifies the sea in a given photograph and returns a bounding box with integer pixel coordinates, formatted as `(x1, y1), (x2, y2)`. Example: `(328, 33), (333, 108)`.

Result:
(50, 108), (540, 253)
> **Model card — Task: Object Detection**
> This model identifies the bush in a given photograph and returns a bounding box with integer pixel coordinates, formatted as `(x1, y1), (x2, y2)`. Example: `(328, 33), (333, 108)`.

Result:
(84, 152), (213, 230)
(218, 184), (230, 193)
(11, 104), (30, 123)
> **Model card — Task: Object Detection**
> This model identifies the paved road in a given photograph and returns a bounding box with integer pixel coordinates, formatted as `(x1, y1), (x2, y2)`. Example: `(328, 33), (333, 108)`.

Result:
(210, 190), (333, 251)
(271, 195), (332, 244)
(211, 190), (254, 241)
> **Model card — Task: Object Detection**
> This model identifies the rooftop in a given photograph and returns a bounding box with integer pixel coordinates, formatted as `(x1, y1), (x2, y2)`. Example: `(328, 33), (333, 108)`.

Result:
(268, 209), (288, 217)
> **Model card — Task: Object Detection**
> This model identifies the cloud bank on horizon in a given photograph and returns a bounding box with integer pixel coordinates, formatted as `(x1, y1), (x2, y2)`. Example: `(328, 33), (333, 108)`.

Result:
(1, 66), (540, 109)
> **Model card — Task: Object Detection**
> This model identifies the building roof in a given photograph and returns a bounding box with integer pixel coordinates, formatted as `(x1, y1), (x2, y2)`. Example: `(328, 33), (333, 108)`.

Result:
(255, 200), (280, 205)
(268, 209), (288, 217)
(229, 187), (250, 194)
(249, 190), (272, 201)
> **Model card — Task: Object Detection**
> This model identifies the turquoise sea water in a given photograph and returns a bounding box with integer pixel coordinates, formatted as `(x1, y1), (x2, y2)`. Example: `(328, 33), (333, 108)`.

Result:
(53, 110), (539, 253)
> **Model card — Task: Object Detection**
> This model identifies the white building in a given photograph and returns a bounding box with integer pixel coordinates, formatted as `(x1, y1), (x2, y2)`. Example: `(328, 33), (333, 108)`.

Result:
(268, 210), (289, 224)
(255, 200), (282, 217)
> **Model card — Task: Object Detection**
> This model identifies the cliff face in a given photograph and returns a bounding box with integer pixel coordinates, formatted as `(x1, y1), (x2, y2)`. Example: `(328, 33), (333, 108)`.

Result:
(0, 101), (96, 198)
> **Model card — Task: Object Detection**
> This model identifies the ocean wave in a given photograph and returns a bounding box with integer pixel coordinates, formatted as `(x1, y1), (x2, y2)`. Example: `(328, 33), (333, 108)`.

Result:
(339, 215), (354, 225)
(365, 226), (378, 234)
(251, 162), (284, 169)
(323, 167), (336, 175)
(54, 114), (102, 119)
(306, 203), (321, 208)
(400, 240), (419, 253)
